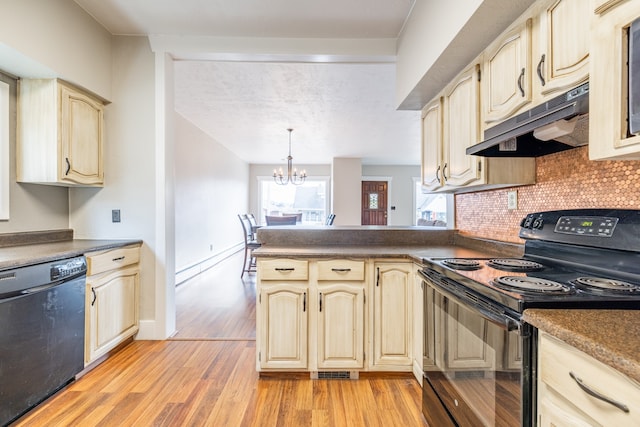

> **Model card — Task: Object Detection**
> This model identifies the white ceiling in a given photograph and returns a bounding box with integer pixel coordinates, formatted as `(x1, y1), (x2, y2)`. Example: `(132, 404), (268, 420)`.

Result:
(73, 0), (421, 165)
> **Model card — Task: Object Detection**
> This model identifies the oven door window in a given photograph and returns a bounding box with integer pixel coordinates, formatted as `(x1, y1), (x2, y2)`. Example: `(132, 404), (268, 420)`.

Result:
(424, 286), (524, 427)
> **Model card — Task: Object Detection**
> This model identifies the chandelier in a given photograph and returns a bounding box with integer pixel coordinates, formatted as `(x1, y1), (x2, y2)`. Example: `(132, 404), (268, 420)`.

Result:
(273, 128), (307, 185)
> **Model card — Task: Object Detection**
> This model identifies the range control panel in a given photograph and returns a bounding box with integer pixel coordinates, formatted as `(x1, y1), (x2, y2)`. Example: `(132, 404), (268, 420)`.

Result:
(519, 209), (640, 251)
(554, 216), (618, 237)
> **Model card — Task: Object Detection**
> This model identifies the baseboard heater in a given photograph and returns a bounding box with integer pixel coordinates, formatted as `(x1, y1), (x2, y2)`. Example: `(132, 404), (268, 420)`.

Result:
(311, 371), (359, 380)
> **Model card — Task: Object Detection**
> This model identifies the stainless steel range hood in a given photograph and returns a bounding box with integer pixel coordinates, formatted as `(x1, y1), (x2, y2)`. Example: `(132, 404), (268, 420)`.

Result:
(466, 82), (589, 157)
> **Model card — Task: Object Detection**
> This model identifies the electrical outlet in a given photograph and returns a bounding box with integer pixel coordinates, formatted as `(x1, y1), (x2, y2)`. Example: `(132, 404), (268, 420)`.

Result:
(209, 244), (213, 251)
(507, 191), (518, 210)
(112, 209), (121, 223)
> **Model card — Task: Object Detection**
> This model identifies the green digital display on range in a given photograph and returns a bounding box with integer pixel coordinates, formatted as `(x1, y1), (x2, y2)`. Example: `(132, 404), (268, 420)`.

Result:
(580, 221), (593, 227)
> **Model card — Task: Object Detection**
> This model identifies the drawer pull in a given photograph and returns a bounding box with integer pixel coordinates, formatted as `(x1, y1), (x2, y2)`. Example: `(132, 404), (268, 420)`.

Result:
(569, 371), (630, 413)
(331, 268), (352, 273)
(112, 256), (125, 262)
(275, 267), (295, 272)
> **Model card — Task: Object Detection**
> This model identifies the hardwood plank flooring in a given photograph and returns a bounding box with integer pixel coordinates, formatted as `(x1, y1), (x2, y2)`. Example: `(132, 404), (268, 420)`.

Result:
(11, 252), (427, 427)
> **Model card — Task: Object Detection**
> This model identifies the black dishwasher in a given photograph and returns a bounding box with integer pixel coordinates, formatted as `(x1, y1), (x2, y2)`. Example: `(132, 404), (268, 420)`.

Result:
(0, 256), (86, 426)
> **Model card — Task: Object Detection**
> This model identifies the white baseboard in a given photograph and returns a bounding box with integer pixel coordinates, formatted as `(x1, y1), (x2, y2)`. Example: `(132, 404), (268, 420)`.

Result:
(175, 244), (243, 285)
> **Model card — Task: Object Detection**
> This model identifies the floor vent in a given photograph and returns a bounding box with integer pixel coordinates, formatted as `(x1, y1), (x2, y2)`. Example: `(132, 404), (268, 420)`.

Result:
(311, 371), (359, 380)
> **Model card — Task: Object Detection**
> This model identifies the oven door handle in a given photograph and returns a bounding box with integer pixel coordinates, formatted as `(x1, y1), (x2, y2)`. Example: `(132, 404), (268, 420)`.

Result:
(420, 270), (520, 332)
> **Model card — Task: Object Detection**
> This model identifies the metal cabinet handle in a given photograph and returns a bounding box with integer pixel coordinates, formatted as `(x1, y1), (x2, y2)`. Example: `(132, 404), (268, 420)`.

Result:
(536, 54), (546, 86)
(91, 287), (97, 306)
(319, 293), (323, 312)
(275, 267), (295, 271)
(376, 267), (380, 287)
(569, 371), (629, 413)
(435, 165), (441, 184)
(517, 68), (525, 97)
(331, 268), (352, 272)
(112, 256), (125, 262)
(65, 157), (71, 175)
(303, 292), (306, 312)
(442, 163), (448, 182)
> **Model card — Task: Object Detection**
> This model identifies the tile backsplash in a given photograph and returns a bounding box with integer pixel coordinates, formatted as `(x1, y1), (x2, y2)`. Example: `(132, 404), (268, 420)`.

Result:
(455, 146), (640, 243)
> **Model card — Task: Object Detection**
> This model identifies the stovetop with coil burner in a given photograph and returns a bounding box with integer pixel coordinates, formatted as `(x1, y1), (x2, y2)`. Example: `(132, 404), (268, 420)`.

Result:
(422, 209), (640, 314)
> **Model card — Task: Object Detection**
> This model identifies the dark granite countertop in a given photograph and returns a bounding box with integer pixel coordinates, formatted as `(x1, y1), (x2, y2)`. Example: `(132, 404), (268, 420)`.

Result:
(523, 309), (640, 383)
(0, 236), (142, 271)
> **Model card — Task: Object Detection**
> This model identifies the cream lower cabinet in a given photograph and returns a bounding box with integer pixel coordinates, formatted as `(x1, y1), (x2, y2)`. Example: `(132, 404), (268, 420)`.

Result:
(17, 79), (105, 186)
(316, 259), (365, 370)
(259, 284), (309, 370)
(85, 244), (140, 365)
(372, 261), (413, 369)
(537, 331), (640, 426)
(257, 258), (309, 370)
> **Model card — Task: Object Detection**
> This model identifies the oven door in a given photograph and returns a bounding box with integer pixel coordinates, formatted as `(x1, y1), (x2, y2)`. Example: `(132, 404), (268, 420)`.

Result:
(420, 269), (533, 427)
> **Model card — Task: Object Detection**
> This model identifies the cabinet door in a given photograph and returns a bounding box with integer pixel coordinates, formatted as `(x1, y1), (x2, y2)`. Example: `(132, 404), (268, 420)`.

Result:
(443, 63), (483, 187)
(59, 82), (104, 185)
(373, 263), (412, 367)
(259, 285), (308, 369)
(317, 284), (364, 369)
(444, 302), (494, 370)
(590, 0), (640, 160)
(483, 19), (532, 127)
(421, 97), (444, 191)
(86, 266), (139, 363)
(534, 0), (590, 99)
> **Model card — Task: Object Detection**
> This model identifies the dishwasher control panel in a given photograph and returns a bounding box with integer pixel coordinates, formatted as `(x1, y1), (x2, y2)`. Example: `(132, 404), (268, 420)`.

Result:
(51, 257), (87, 281)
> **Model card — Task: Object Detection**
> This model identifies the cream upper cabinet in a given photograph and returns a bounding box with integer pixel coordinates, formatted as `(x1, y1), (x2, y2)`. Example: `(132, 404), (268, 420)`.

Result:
(17, 79), (105, 186)
(537, 331), (640, 426)
(533, 0), (590, 99)
(589, 0), (640, 160)
(483, 18), (533, 127)
(421, 60), (535, 194)
(421, 97), (444, 192)
(443, 63), (483, 187)
(372, 262), (413, 368)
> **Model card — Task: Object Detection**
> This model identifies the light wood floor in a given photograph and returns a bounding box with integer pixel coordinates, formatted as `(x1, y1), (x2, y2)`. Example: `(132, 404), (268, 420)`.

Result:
(13, 252), (426, 427)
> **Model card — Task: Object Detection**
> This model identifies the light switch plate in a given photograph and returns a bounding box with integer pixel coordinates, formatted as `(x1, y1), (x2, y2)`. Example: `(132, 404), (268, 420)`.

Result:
(507, 191), (518, 210)
(112, 209), (121, 223)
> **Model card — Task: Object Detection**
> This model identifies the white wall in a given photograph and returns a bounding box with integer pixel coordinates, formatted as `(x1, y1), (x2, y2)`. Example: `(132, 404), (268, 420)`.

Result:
(395, 0), (534, 110)
(332, 158), (362, 225)
(174, 113), (250, 274)
(362, 165), (420, 226)
(0, 0), (112, 99)
(0, 72), (69, 233)
(69, 36), (158, 326)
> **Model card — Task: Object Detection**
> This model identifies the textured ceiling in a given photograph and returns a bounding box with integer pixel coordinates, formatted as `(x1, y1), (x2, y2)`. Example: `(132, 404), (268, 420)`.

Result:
(74, 0), (420, 165)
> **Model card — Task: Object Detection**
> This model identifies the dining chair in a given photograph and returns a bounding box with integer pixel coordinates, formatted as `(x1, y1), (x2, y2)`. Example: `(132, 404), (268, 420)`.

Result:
(265, 215), (298, 225)
(238, 214), (261, 277)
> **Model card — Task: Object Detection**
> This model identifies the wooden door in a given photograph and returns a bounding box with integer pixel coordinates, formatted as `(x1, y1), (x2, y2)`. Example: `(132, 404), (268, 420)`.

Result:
(361, 181), (387, 225)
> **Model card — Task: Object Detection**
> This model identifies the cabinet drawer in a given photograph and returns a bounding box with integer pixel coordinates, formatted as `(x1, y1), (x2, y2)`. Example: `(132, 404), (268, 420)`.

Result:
(317, 259), (364, 281)
(539, 332), (640, 425)
(259, 259), (308, 281)
(86, 245), (140, 276)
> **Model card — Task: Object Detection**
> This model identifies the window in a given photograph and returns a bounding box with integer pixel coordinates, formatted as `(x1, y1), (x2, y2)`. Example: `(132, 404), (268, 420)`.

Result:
(258, 177), (330, 225)
(414, 179), (452, 227)
(0, 81), (9, 220)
